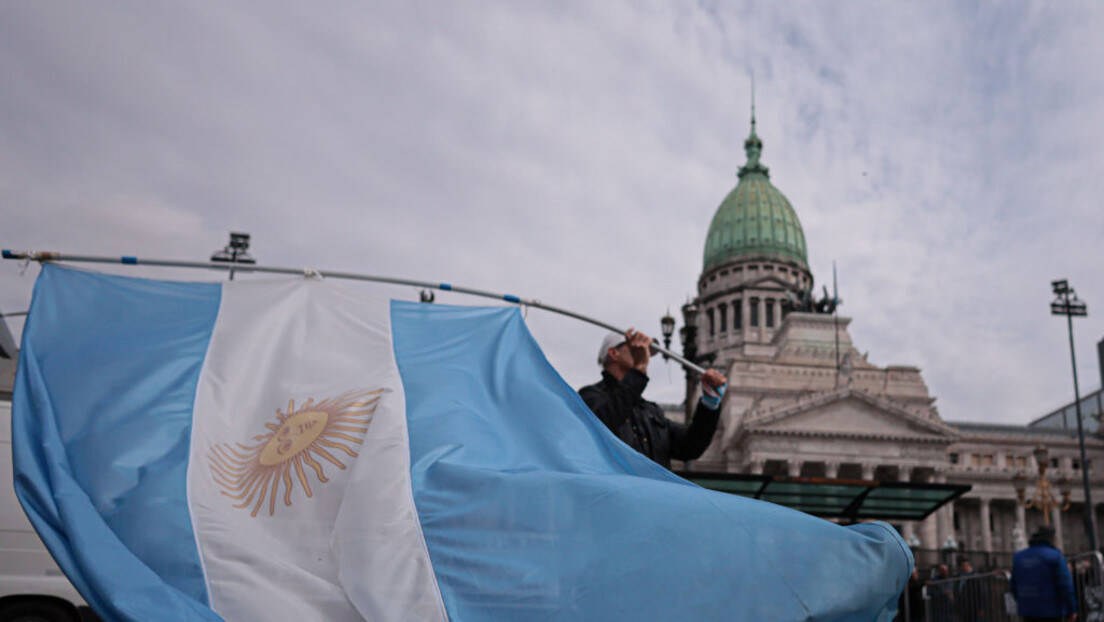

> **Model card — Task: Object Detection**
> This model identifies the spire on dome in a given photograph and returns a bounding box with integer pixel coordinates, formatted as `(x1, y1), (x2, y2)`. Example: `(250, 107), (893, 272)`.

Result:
(739, 77), (768, 179)
(750, 72), (758, 138)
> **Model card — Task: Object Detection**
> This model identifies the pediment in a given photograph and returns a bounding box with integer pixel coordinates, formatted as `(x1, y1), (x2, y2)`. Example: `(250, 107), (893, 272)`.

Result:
(746, 388), (957, 439)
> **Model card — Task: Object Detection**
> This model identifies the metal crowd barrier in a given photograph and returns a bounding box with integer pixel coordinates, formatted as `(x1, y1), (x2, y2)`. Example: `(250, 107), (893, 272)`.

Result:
(919, 570), (1012, 622)
(903, 551), (1104, 622)
(1071, 551), (1104, 622)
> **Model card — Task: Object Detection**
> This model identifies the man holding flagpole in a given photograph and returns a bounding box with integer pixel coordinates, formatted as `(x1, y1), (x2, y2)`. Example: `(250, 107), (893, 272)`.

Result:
(580, 328), (727, 469)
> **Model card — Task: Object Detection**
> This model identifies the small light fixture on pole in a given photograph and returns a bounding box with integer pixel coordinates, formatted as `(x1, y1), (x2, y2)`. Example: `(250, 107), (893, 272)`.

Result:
(1050, 278), (1096, 550)
(1013, 445), (1071, 526)
(660, 310), (676, 358)
(210, 232), (256, 281)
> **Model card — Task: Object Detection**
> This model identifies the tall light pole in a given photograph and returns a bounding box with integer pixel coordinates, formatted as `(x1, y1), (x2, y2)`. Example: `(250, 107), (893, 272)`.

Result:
(1050, 278), (1096, 551)
(210, 232), (256, 280)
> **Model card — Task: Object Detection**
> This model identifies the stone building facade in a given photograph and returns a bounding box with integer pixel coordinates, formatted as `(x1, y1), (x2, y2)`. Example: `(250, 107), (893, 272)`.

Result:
(677, 114), (1104, 558)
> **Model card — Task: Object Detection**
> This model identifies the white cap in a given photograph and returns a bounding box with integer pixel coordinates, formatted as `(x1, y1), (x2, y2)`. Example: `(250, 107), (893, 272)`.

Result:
(597, 332), (624, 366)
(598, 331), (660, 366)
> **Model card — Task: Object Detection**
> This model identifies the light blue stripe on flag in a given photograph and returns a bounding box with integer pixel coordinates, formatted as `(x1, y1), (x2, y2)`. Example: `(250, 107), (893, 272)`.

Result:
(392, 301), (911, 621)
(14, 265), (222, 620)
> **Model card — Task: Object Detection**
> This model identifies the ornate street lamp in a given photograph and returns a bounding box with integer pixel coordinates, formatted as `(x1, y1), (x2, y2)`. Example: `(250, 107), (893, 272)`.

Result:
(660, 309), (676, 355)
(1050, 279), (1096, 550)
(1012, 445), (1071, 525)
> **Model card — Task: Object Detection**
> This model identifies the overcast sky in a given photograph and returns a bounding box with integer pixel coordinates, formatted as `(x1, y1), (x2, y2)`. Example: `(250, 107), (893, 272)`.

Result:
(3, 2), (1103, 424)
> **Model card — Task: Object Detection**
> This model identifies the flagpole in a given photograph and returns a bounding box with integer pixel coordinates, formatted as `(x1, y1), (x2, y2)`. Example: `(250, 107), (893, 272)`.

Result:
(2, 249), (706, 375)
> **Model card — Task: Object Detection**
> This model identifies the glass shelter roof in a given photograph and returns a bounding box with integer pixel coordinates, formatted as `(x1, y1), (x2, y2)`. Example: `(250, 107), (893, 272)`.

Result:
(675, 472), (970, 522)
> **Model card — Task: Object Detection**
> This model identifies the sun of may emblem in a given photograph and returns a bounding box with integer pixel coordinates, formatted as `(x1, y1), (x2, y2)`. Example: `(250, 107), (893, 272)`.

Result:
(207, 389), (383, 517)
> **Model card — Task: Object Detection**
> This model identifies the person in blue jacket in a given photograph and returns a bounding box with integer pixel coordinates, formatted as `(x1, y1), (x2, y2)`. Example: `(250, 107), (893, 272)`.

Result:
(1010, 524), (1078, 621)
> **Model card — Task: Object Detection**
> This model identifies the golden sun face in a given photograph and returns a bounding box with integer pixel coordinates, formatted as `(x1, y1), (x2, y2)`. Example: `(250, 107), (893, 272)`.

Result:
(207, 389), (382, 517)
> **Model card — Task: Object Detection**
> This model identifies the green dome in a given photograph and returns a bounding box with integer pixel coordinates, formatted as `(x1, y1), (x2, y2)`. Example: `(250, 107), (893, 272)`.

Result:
(703, 124), (808, 271)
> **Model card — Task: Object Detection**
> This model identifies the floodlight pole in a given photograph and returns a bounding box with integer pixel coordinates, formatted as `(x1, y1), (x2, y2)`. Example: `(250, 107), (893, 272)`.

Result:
(210, 232), (256, 281)
(1051, 279), (1097, 551)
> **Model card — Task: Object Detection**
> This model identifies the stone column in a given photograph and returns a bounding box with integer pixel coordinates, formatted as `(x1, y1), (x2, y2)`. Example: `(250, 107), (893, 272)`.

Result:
(896, 466), (915, 544)
(788, 461), (801, 478)
(1052, 506), (1065, 551)
(748, 459), (764, 475)
(725, 449), (742, 474)
(917, 471), (937, 549)
(979, 498), (992, 553)
(901, 522), (916, 546)
(824, 461), (839, 479)
(861, 464), (875, 481)
(935, 473), (950, 548)
(1015, 502), (1026, 548)
(921, 512), (939, 549)
(898, 466), (913, 483)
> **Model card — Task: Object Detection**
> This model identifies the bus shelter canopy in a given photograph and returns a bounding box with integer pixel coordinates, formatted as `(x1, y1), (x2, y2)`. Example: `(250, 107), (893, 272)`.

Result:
(675, 472), (970, 522)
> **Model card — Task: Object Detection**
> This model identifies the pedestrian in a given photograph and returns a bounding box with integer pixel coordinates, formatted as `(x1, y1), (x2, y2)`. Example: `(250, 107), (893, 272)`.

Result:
(1010, 524), (1078, 622)
(579, 329), (727, 469)
(954, 558), (987, 622)
(928, 564), (955, 622)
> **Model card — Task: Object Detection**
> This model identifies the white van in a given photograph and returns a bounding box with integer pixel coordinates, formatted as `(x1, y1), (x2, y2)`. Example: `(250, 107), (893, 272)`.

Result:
(0, 399), (98, 621)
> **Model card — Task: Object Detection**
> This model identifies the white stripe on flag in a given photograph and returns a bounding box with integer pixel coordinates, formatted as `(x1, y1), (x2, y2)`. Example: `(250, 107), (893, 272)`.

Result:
(188, 280), (445, 621)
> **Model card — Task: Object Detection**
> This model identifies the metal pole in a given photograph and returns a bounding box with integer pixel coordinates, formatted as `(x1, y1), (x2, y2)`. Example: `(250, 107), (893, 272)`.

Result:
(1066, 295), (1098, 551)
(2, 249), (707, 376)
(833, 262), (840, 387)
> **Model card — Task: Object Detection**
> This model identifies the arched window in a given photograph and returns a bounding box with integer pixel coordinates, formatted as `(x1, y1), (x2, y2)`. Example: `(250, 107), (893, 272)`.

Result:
(749, 298), (760, 327)
(765, 299), (775, 328)
(733, 299), (742, 331)
(707, 308), (715, 337)
(718, 303), (727, 333)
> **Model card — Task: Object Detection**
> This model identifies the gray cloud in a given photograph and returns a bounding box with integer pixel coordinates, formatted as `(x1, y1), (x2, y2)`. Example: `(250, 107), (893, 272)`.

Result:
(2, 1), (1103, 424)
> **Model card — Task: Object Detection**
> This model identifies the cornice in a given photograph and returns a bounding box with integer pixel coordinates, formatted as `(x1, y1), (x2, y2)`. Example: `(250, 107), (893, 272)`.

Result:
(950, 432), (1104, 449)
(697, 277), (795, 305)
(700, 256), (811, 282)
(741, 427), (956, 444)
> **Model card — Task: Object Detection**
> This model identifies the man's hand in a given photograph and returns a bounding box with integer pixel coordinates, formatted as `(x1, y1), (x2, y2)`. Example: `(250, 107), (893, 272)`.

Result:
(701, 369), (727, 394)
(698, 369), (728, 409)
(623, 328), (652, 374)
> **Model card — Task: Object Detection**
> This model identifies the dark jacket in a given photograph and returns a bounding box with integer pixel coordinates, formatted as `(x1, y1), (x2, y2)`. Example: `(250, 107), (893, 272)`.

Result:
(579, 369), (720, 469)
(1010, 539), (1077, 618)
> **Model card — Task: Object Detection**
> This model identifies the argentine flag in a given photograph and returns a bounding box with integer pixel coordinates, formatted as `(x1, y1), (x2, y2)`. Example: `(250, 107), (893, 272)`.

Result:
(14, 264), (911, 621)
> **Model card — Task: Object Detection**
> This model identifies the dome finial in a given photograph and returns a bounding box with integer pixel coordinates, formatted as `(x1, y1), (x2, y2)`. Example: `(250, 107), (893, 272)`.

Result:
(739, 72), (768, 179)
(750, 70), (757, 137)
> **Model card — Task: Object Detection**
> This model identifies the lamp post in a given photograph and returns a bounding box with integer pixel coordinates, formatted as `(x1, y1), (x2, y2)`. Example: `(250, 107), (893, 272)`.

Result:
(1013, 445), (1072, 526)
(210, 232), (256, 280)
(660, 310), (675, 359)
(1050, 279), (1097, 551)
